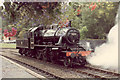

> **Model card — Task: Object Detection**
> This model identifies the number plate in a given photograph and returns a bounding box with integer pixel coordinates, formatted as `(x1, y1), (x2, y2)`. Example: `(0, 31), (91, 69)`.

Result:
(71, 33), (76, 35)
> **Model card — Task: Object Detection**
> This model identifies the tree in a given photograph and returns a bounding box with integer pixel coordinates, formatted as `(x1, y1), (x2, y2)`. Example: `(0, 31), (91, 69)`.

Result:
(0, 2), (119, 39)
(60, 2), (119, 39)
(0, 2), (62, 37)
(81, 2), (119, 39)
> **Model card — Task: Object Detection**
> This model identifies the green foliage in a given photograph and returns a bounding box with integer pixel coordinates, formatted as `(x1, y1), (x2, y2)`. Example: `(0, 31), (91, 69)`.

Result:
(82, 2), (119, 39)
(60, 2), (119, 39)
(79, 26), (88, 39)
(0, 43), (16, 48)
(0, 2), (61, 37)
(0, 2), (119, 40)
(17, 28), (28, 38)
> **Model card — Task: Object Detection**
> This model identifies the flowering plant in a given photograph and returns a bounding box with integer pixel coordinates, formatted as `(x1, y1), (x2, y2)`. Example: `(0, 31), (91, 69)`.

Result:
(4, 27), (17, 37)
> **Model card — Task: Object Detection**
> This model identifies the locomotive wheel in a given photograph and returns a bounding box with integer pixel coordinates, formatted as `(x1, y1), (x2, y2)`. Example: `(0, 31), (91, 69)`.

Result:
(43, 54), (47, 61)
(42, 49), (48, 61)
(21, 49), (26, 56)
(49, 51), (54, 62)
(25, 50), (29, 56)
(36, 50), (43, 60)
(79, 55), (86, 67)
(80, 59), (86, 67)
(31, 50), (36, 58)
(19, 49), (23, 55)
(27, 50), (32, 57)
(50, 54), (55, 63)
(49, 51), (58, 63)
(64, 57), (71, 67)
(80, 62), (85, 67)
(50, 56), (54, 63)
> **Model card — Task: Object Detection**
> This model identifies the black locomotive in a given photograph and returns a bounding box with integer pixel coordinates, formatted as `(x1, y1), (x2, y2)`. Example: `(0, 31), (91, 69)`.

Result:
(16, 23), (91, 67)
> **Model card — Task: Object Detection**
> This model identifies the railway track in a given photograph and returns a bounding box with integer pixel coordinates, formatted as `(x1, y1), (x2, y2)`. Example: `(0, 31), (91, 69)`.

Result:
(0, 49), (89, 78)
(72, 66), (119, 78)
(1, 49), (120, 78)
(84, 65), (119, 77)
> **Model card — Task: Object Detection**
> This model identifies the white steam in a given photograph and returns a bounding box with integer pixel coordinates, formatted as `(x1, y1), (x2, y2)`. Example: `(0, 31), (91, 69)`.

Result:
(87, 15), (118, 71)
(0, 0), (4, 7)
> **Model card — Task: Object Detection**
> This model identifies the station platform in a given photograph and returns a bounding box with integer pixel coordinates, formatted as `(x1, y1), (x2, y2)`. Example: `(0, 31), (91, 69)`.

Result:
(0, 55), (45, 79)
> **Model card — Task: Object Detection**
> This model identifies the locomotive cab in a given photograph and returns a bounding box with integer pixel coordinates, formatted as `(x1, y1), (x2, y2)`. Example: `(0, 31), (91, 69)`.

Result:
(28, 26), (44, 49)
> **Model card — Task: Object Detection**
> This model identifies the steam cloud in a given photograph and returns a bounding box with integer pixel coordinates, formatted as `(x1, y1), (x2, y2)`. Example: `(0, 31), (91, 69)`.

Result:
(87, 15), (118, 72)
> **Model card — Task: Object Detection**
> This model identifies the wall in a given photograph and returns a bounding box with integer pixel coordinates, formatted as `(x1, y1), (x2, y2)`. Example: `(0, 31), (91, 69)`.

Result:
(79, 39), (106, 51)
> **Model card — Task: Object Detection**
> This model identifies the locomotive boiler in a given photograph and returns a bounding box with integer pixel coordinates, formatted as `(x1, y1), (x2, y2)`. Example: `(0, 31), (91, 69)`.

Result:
(16, 23), (91, 67)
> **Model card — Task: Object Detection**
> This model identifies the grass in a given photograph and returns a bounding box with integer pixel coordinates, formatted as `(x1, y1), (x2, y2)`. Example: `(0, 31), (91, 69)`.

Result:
(0, 43), (16, 49)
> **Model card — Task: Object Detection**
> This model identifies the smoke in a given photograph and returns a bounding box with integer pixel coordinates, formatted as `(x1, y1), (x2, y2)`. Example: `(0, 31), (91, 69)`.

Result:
(0, 0), (4, 8)
(87, 7), (119, 71)
(87, 23), (118, 71)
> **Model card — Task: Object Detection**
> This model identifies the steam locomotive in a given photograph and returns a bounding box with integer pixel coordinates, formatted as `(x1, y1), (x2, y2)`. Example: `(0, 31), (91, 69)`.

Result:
(16, 23), (91, 67)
